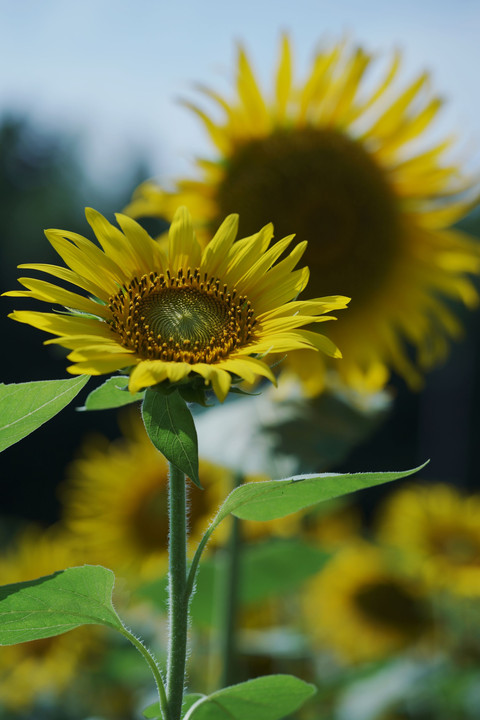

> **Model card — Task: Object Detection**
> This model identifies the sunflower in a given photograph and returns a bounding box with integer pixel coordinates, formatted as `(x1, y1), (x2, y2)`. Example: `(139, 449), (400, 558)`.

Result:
(0, 526), (99, 710)
(377, 483), (480, 596)
(4, 205), (348, 400)
(60, 414), (234, 579)
(126, 36), (480, 394)
(302, 542), (432, 664)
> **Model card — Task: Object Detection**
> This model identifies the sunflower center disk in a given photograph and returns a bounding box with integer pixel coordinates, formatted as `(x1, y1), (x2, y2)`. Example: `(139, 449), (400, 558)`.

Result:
(353, 580), (429, 637)
(217, 128), (401, 304)
(108, 269), (254, 363)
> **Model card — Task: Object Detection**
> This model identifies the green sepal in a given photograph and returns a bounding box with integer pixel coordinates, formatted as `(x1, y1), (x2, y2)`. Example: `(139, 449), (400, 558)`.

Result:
(0, 376), (89, 452)
(142, 387), (201, 488)
(227, 386), (261, 397)
(0, 565), (123, 645)
(183, 675), (316, 720)
(178, 383), (211, 407)
(79, 376), (144, 411)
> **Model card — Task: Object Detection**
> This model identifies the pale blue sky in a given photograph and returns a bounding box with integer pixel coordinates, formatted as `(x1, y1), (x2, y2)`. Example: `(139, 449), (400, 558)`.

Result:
(1, 0), (479, 187)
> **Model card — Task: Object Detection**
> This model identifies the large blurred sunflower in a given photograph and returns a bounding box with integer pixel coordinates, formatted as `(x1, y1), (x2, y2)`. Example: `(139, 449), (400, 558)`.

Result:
(302, 542), (432, 664)
(126, 36), (480, 394)
(0, 526), (99, 710)
(5, 205), (348, 401)
(60, 415), (232, 579)
(377, 483), (480, 596)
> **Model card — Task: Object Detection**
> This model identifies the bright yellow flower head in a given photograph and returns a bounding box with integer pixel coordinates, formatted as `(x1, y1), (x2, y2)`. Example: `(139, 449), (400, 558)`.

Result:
(126, 36), (480, 394)
(5, 205), (348, 401)
(0, 527), (98, 710)
(377, 483), (480, 596)
(302, 542), (432, 664)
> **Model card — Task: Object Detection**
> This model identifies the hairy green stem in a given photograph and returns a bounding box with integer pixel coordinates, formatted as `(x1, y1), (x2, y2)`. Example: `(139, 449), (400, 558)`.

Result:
(167, 463), (189, 720)
(119, 625), (170, 720)
(186, 528), (212, 601)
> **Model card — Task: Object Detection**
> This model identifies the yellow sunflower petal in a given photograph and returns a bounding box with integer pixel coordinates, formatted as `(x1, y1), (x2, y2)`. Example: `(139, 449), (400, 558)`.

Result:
(180, 100), (232, 155)
(17, 263), (109, 302)
(45, 334), (120, 350)
(8, 310), (109, 339)
(237, 45), (270, 133)
(45, 229), (124, 291)
(6, 278), (109, 319)
(223, 223), (274, 288)
(295, 329), (342, 358)
(200, 213), (239, 275)
(85, 208), (141, 273)
(253, 266), (310, 315)
(257, 296), (350, 322)
(193, 363), (232, 402)
(115, 213), (167, 272)
(275, 34), (292, 121)
(128, 361), (170, 393)
(124, 180), (171, 219)
(67, 344), (135, 361)
(219, 356), (276, 385)
(237, 234), (296, 293)
(68, 357), (135, 376)
(168, 206), (202, 274)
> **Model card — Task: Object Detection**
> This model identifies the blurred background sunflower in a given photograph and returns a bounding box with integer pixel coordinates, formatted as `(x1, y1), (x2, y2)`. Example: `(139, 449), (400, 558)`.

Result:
(377, 482), (480, 596)
(126, 35), (480, 397)
(301, 541), (434, 665)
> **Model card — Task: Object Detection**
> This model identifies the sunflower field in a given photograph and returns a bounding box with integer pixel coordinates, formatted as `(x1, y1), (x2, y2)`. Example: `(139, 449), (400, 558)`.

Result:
(1, 3), (480, 719)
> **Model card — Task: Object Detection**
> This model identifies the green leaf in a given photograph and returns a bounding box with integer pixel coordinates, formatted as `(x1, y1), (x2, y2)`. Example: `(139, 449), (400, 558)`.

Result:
(184, 675), (316, 720)
(142, 388), (200, 487)
(80, 375), (144, 410)
(214, 464), (428, 525)
(144, 693), (206, 719)
(0, 376), (89, 452)
(0, 565), (123, 645)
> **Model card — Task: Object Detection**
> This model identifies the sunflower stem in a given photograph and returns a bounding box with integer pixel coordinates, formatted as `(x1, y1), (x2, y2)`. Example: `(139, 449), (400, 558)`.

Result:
(119, 625), (170, 720)
(167, 462), (189, 720)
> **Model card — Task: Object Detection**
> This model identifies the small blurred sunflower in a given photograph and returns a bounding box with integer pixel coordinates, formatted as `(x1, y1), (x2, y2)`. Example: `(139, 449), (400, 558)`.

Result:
(0, 526), (99, 710)
(302, 542), (432, 664)
(60, 415), (233, 580)
(126, 36), (480, 394)
(5, 205), (348, 401)
(377, 483), (480, 596)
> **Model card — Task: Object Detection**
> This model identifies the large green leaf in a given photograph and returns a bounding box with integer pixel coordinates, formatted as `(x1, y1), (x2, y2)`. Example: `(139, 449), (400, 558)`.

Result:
(80, 375), (144, 410)
(185, 464), (427, 597)
(0, 565), (123, 645)
(142, 388), (200, 487)
(214, 465), (427, 525)
(184, 675), (316, 720)
(0, 376), (89, 452)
